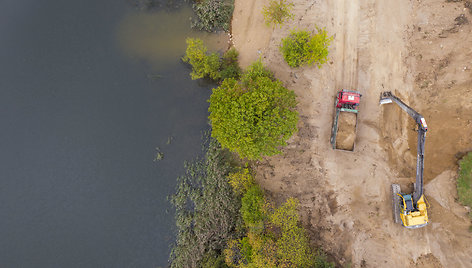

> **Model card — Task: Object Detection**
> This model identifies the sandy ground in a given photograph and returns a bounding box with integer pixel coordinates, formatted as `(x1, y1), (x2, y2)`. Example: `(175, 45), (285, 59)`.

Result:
(232, 0), (472, 267)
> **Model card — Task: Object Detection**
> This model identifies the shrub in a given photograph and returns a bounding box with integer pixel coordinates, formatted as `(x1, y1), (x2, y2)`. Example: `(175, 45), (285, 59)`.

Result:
(270, 198), (314, 267)
(183, 38), (222, 80)
(228, 168), (255, 195)
(192, 0), (234, 32)
(262, 0), (294, 27)
(220, 48), (242, 80)
(225, 196), (335, 268)
(208, 61), (299, 160)
(280, 28), (332, 68)
(458, 152), (472, 217)
(241, 185), (266, 228)
(169, 137), (241, 268)
(183, 38), (241, 81)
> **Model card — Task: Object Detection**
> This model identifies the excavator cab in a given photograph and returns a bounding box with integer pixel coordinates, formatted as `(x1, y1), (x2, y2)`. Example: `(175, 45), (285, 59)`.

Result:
(401, 194), (414, 212)
(397, 193), (429, 228)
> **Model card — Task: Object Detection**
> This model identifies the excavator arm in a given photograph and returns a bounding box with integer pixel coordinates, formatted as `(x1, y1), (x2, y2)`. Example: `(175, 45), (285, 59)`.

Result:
(379, 92), (427, 203)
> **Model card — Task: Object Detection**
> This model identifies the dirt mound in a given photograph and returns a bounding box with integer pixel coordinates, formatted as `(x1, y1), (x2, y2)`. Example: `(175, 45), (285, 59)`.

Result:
(411, 254), (443, 268)
(336, 112), (357, 150)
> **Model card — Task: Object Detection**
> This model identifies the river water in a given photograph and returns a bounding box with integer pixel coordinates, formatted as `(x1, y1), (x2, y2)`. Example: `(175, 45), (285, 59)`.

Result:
(0, 0), (224, 267)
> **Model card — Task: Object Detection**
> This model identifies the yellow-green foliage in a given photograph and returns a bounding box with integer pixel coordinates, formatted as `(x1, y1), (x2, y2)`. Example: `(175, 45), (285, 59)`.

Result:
(458, 152), (472, 218)
(270, 198), (314, 267)
(280, 28), (333, 68)
(208, 61), (299, 160)
(270, 197), (299, 228)
(228, 168), (256, 195)
(183, 38), (221, 80)
(226, 197), (334, 268)
(241, 185), (266, 232)
(262, 0), (294, 27)
(182, 38), (242, 81)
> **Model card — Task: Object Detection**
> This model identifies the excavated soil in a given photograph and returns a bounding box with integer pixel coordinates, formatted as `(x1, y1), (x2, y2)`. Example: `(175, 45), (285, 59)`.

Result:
(232, 0), (472, 267)
(336, 112), (357, 151)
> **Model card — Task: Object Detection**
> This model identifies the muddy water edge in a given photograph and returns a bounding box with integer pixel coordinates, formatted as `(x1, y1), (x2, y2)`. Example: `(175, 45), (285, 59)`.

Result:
(0, 0), (227, 267)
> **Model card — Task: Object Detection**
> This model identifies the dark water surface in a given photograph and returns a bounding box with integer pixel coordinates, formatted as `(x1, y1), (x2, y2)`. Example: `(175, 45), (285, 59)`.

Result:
(0, 0), (222, 267)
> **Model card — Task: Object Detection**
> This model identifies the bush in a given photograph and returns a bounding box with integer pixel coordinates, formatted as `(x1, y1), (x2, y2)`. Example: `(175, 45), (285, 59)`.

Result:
(183, 38), (222, 80)
(183, 38), (241, 82)
(262, 0), (294, 27)
(169, 137), (242, 268)
(220, 48), (242, 80)
(280, 28), (332, 68)
(228, 168), (255, 195)
(241, 185), (266, 228)
(192, 0), (234, 32)
(225, 197), (335, 268)
(270, 198), (314, 267)
(458, 152), (472, 217)
(208, 61), (299, 160)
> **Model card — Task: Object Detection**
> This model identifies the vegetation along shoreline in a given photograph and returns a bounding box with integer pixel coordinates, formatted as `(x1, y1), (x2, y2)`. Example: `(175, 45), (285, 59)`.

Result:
(168, 0), (334, 267)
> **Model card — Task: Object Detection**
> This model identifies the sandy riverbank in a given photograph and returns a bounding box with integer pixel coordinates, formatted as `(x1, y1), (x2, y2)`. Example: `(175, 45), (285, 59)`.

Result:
(231, 0), (472, 267)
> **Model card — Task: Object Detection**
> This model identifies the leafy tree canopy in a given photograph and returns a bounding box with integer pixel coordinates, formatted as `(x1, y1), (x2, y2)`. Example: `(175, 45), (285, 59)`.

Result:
(280, 28), (332, 68)
(208, 61), (299, 160)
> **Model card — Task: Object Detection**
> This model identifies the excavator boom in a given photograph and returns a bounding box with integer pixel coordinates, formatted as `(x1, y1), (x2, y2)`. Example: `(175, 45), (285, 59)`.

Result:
(380, 92), (427, 201)
(380, 91), (429, 228)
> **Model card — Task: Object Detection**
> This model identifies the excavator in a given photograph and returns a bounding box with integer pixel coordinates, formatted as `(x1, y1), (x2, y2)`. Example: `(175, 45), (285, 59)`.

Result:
(379, 91), (429, 229)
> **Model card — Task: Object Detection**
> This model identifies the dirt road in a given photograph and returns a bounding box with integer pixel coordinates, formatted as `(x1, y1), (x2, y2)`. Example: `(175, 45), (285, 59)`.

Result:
(232, 0), (472, 267)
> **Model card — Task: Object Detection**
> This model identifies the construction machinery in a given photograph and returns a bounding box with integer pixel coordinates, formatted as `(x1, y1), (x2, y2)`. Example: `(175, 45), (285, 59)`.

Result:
(330, 90), (362, 151)
(380, 91), (429, 229)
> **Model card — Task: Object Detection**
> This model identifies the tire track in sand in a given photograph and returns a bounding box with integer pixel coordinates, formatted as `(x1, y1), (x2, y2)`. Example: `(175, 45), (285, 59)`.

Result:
(333, 0), (359, 90)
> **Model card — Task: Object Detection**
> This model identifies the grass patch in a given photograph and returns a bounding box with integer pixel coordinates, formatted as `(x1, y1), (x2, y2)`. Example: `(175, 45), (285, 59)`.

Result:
(458, 152), (472, 219)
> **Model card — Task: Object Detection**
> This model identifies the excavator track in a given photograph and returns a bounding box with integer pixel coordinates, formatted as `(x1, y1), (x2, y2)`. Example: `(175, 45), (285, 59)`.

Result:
(391, 184), (401, 224)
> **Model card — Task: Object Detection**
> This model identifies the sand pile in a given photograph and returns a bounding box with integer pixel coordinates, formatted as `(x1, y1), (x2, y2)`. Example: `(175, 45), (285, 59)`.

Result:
(336, 112), (357, 150)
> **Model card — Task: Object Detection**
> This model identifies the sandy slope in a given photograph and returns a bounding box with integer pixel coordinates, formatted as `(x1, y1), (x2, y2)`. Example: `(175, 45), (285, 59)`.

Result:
(232, 0), (472, 267)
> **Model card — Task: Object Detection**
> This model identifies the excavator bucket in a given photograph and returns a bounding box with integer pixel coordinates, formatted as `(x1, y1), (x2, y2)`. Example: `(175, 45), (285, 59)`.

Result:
(379, 91), (393, 105)
(391, 184), (401, 224)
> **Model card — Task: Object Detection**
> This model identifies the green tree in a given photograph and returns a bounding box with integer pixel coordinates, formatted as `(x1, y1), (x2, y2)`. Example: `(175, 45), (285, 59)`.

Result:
(280, 28), (332, 68)
(241, 185), (266, 229)
(183, 38), (222, 80)
(208, 61), (299, 160)
(262, 0), (294, 27)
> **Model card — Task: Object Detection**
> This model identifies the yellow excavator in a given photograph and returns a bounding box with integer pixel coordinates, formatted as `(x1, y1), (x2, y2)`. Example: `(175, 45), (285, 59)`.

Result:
(380, 92), (429, 228)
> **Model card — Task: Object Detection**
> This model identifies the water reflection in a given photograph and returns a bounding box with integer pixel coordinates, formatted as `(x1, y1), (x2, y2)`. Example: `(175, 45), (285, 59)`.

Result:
(116, 6), (229, 70)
